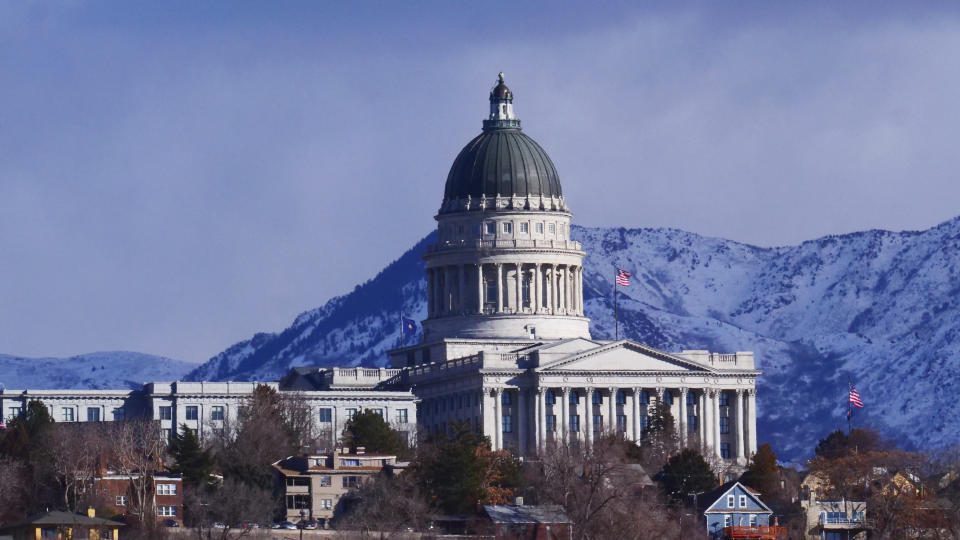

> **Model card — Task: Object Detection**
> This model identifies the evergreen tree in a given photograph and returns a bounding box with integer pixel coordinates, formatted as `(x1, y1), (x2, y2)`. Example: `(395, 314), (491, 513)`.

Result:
(343, 410), (406, 456)
(740, 443), (779, 496)
(168, 424), (215, 488)
(660, 448), (716, 505)
(635, 400), (679, 471)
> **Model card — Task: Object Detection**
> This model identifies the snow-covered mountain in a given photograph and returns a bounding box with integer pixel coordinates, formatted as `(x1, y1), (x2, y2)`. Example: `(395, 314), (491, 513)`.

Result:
(0, 351), (196, 390)
(186, 218), (960, 461)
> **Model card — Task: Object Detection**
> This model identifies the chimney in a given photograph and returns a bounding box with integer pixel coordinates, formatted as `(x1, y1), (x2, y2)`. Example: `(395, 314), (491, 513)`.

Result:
(356, 447), (366, 455)
(87, 507), (96, 518)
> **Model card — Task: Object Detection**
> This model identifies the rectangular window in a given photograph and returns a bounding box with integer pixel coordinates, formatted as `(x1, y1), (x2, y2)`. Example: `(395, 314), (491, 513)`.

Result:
(286, 477), (309, 486)
(749, 514), (757, 526)
(721, 443), (731, 459)
(371, 408), (384, 419)
(739, 495), (747, 508)
(521, 277), (530, 306)
(395, 409), (408, 423)
(663, 391), (674, 405)
(569, 391), (579, 404)
(593, 415), (602, 432)
(502, 222), (512, 234)
(519, 222), (528, 233)
(7, 407), (21, 420)
(321, 499), (332, 510)
(161, 428), (172, 441)
(320, 476), (331, 487)
(185, 406), (198, 420)
(545, 390), (556, 405)
(688, 415), (698, 433)
(116, 496), (127, 506)
(62, 408), (74, 422)
(570, 415), (580, 433)
(536, 222), (544, 234)
(86, 408), (100, 422)
(502, 415), (512, 433)
(319, 408), (332, 423)
(617, 414), (627, 432)
(546, 414), (556, 432)
(485, 280), (497, 305)
(724, 515), (732, 527)
(501, 392), (512, 405)
(112, 408), (125, 421)
(211, 406), (224, 421)
(156, 483), (177, 496)
(616, 391), (626, 405)
(719, 392), (730, 407)
(485, 222), (496, 235)
(286, 495), (311, 509)
(342, 476), (359, 488)
(592, 392), (602, 405)
(159, 406), (172, 420)
(720, 417), (730, 434)
(640, 414), (649, 432)
(640, 390), (650, 405)
(548, 223), (555, 234)
(727, 495), (735, 509)
(341, 459), (360, 467)
(345, 408), (357, 420)
(687, 392), (697, 406)
(157, 506), (177, 517)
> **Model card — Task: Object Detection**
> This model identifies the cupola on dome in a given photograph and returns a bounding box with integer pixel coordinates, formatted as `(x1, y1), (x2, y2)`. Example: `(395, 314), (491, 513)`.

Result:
(440, 74), (566, 214)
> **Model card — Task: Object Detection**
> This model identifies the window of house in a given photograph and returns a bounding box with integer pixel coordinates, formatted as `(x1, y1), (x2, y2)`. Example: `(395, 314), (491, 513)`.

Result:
(727, 495), (735, 508)
(371, 408), (384, 419)
(570, 415), (580, 433)
(7, 407), (21, 420)
(320, 476), (331, 487)
(719, 392), (730, 407)
(395, 409), (408, 423)
(545, 390), (556, 404)
(485, 280), (497, 305)
(721, 443), (731, 459)
(286, 477), (309, 486)
(159, 406), (172, 420)
(569, 391), (579, 404)
(640, 414), (649, 432)
(485, 222), (495, 235)
(592, 392), (602, 405)
(739, 495), (747, 508)
(87, 408), (100, 422)
(161, 428), (172, 441)
(521, 277), (530, 306)
(157, 506), (177, 517)
(318, 408), (332, 423)
(116, 496), (127, 506)
(724, 515), (732, 527)
(593, 415), (602, 432)
(548, 223), (555, 234)
(113, 408), (125, 421)
(503, 222), (512, 234)
(157, 484), (177, 495)
(616, 391), (626, 405)
(62, 408), (74, 422)
(687, 392), (697, 405)
(501, 392), (511, 405)
(342, 476), (359, 488)
(720, 417), (730, 434)
(688, 415), (698, 433)
(663, 391), (674, 405)
(749, 514), (757, 526)
(502, 415), (512, 433)
(211, 406), (224, 421)
(321, 499), (333, 510)
(341, 459), (360, 467)
(185, 406), (198, 420)
(536, 222), (544, 234)
(345, 408), (357, 420)
(546, 414), (556, 432)
(519, 222), (528, 233)
(286, 495), (310, 509)
(640, 390), (650, 405)
(617, 414), (627, 432)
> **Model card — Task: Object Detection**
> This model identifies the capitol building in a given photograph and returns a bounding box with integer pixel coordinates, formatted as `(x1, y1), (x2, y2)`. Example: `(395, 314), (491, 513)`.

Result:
(0, 74), (759, 466)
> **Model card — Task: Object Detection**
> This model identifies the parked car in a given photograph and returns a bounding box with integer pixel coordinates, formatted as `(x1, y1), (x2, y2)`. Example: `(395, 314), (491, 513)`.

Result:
(163, 519), (179, 528)
(240, 522), (260, 530)
(301, 520), (318, 530)
(211, 522), (229, 530)
(274, 521), (297, 530)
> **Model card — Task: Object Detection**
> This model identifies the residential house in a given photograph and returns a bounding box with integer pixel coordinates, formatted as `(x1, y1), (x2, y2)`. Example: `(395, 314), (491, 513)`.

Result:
(799, 490), (867, 540)
(701, 481), (785, 540)
(481, 504), (572, 540)
(92, 472), (184, 526)
(0, 509), (123, 540)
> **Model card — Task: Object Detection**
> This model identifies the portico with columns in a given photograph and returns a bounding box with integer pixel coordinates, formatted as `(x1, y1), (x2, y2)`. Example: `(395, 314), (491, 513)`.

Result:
(388, 73), (761, 468)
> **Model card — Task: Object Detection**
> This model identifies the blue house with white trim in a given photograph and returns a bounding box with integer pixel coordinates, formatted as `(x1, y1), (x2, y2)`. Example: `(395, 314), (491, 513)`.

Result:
(701, 481), (780, 539)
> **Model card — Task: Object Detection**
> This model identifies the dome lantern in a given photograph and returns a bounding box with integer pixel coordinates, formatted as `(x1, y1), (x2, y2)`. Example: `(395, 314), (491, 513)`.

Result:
(484, 72), (520, 131)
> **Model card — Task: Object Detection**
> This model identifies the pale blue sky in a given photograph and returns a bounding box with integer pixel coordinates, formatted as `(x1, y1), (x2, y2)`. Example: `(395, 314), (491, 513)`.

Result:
(3, 2), (960, 362)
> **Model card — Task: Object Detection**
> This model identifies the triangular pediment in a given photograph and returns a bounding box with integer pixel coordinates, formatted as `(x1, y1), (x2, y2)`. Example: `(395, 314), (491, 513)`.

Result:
(536, 340), (714, 373)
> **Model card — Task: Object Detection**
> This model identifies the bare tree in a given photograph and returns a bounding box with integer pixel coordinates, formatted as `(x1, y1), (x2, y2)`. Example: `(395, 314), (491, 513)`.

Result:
(332, 473), (429, 538)
(109, 419), (167, 527)
(185, 479), (274, 540)
(0, 456), (28, 523)
(49, 423), (103, 512)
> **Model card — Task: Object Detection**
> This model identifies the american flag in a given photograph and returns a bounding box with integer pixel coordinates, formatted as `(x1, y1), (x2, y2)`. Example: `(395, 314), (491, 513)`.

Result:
(849, 385), (864, 408)
(615, 268), (631, 286)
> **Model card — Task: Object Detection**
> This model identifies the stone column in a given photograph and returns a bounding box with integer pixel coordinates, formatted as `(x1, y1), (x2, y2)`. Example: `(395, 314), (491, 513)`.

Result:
(518, 389), (527, 456)
(747, 388), (758, 456)
(551, 266), (558, 314)
(712, 391), (722, 458)
(496, 263), (504, 313)
(632, 387), (641, 442)
(458, 265), (465, 314)
(534, 264), (542, 313)
(698, 391), (706, 447)
(477, 264), (484, 314)
(584, 388), (593, 446)
(736, 389), (746, 461)
(577, 267), (583, 315)
(536, 388), (545, 451)
(608, 387), (617, 435)
(444, 266), (453, 314)
(427, 269), (434, 317)
(561, 387), (571, 444)
(515, 263), (523, 313)
(494, 388), (503, 451)
(679, 388), (688, 448)
(560, 266), (568, 313)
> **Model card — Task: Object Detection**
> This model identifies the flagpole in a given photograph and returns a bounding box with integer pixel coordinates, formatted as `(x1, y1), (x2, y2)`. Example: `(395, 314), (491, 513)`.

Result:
(614, 266), (619, 340)
(847, 376), (852, 435)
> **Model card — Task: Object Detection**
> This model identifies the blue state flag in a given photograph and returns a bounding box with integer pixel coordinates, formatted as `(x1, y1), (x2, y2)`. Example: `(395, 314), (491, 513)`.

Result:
(401, 315), (418, 338)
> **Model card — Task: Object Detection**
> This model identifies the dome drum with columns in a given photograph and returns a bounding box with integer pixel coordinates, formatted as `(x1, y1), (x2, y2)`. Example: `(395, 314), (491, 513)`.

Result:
(389, 74), (760, 468)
